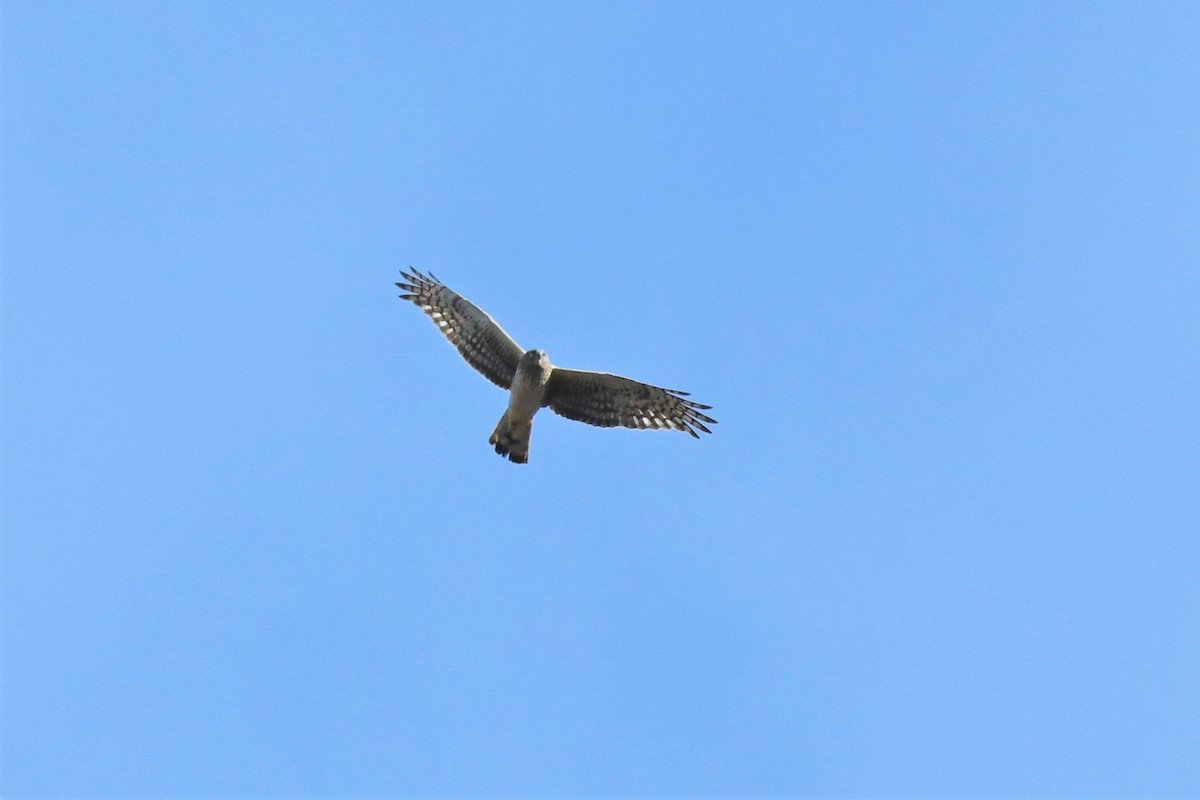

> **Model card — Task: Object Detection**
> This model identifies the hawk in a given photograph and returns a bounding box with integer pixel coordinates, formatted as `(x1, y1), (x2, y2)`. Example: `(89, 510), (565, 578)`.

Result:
(396, 269), (716, 464)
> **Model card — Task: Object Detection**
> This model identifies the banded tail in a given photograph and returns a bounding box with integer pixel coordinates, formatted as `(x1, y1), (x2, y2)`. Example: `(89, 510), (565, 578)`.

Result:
(489, 411), (532, 464)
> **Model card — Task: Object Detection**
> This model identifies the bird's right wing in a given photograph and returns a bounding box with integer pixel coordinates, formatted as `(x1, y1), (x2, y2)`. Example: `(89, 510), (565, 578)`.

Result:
(396, 269), (524, 390)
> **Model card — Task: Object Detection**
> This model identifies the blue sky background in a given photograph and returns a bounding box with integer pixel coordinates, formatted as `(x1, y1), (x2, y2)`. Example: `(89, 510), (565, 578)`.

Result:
(3, 1), (1198, 796)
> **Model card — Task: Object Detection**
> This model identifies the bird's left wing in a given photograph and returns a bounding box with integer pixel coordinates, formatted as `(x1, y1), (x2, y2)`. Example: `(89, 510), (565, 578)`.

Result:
(543, 368), (716, 438)
(396, 269), (524, 390)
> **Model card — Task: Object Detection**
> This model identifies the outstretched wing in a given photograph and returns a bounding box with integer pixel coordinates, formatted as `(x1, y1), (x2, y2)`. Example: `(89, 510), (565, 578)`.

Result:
(543, 368), (716, 438)
(396, 269), (524, 390)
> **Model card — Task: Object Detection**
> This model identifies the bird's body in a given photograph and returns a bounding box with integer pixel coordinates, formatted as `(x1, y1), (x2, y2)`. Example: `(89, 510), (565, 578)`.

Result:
(490, 349), (552, 463)
(396, 269), (715, 464)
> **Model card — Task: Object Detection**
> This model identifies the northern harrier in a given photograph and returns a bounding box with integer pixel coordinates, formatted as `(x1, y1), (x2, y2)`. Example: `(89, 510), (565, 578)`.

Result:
(396, 269), (716, 464)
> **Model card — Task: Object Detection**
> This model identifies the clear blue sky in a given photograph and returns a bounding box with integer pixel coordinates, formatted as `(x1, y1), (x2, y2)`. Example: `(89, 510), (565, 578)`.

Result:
(3, 1), (1198, 796)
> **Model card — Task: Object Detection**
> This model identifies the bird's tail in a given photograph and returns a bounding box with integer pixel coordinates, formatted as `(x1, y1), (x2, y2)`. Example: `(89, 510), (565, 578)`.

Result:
(489, 411), (531, 464)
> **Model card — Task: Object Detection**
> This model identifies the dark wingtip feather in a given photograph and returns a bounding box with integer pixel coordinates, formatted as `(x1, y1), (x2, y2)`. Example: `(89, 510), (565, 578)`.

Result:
(399, 268), (448, 289)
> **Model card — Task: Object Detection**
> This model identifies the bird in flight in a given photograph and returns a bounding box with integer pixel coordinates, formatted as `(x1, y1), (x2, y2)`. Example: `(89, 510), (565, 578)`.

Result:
(395, 269), (716, 464)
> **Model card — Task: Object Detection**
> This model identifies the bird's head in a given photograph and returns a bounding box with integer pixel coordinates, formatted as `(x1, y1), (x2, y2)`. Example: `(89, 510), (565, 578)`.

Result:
(522, 349), (549, 367)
